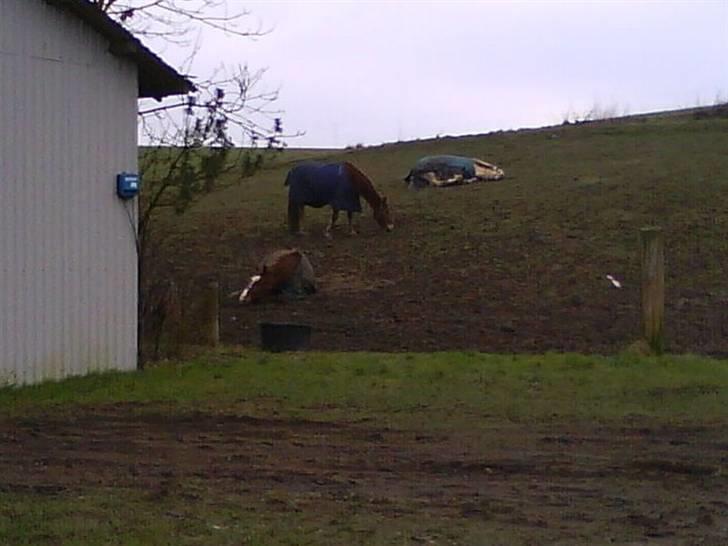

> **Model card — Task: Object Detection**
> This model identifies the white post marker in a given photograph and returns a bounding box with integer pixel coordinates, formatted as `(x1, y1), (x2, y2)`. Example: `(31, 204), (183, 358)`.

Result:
(240, 275), (262, 302)
(606, 274), (622, 288)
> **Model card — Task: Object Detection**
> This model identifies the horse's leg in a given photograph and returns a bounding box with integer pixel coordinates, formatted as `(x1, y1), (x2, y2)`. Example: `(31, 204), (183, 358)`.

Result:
(288, 201), (304, 235)
(347, 211), (358, 236)
(325, 209), (339, 239)
(287, 200), (298, 234)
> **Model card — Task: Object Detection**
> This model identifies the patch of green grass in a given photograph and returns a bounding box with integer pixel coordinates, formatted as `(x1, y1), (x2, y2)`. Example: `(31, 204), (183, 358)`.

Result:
(0, 489), (184, 546)
(1, 349), (727, 545)
(0, 487), (314, 546)
(1, 351), (726, 424)
(0, 486), (496, 546)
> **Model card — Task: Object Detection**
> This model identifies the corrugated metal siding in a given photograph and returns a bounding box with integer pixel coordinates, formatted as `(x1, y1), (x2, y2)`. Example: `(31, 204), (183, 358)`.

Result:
(0, 0), (139, 385)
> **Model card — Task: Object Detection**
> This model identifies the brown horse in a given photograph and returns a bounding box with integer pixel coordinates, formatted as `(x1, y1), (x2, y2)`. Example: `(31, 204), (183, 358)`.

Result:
(239, 249), (316, 304)
(285, 161), (394, 237)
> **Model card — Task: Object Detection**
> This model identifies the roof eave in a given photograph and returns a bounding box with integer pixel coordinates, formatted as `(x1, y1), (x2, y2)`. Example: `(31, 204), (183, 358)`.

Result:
(46, 0), (195, 99)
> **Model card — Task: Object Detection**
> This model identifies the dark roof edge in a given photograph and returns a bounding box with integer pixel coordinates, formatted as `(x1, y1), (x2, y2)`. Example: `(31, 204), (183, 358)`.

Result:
(45, 0), (195, 100)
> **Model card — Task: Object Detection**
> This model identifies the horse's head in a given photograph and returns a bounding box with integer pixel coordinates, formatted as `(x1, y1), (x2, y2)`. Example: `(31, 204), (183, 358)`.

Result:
(473, 160), (505, 181)
(239, 274), (264, 303)
(239, 249), (304, 303)
(342, 162), (394, 232)
(239, 267), (280, 304)
(373, 196), (394, 231)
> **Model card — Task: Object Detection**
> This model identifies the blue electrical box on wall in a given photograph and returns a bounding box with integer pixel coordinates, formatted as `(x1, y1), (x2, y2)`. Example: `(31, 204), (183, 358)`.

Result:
(117, 172), (141, 199)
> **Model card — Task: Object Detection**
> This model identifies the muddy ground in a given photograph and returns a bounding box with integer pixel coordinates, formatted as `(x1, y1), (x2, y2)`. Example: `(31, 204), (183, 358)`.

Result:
(146, 114), (728, 356)
(1, 404), (726, 544)
(151, 205), (728, 357)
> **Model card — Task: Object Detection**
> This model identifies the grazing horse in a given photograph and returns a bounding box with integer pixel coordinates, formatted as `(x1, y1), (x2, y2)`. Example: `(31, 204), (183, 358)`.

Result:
(285, 161), (394, 237)
(239, 248), (316, 304)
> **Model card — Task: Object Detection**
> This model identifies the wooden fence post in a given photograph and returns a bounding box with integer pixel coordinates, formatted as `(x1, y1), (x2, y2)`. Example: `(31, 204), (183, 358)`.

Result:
(198, 280), (220, 347)
(640, 227), (665, 354)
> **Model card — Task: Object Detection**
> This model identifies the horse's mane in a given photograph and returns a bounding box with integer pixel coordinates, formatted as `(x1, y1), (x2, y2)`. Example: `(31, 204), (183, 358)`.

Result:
(342, 162), (383, 208)
(260, 248), (300, 266)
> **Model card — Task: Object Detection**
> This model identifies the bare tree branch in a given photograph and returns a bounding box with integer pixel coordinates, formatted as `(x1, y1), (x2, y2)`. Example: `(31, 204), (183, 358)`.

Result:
(91, 0), (269, 44)
(91, 0), (302, 364)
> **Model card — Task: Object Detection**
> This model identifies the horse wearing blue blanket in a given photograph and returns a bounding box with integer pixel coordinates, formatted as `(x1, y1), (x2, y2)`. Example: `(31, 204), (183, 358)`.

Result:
(285, 161), (394, 237)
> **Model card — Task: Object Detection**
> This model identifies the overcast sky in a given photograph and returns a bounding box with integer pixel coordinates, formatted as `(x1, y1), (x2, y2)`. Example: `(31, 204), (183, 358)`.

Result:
(150, 1), (728, 148)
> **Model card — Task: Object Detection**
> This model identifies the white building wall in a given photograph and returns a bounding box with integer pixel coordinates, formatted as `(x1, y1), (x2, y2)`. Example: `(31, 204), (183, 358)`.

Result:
(0, 0), (139, 384)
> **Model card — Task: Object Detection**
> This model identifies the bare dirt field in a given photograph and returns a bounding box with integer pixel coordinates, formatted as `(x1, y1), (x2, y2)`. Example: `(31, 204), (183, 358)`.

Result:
(149, 115), (728, 358)
(157, 203), (728, 358)
(1, 404), (726, 544)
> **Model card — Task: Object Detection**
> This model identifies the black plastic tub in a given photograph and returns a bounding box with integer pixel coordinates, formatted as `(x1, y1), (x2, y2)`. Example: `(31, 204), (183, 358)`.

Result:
(259, 322), (312, 352)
